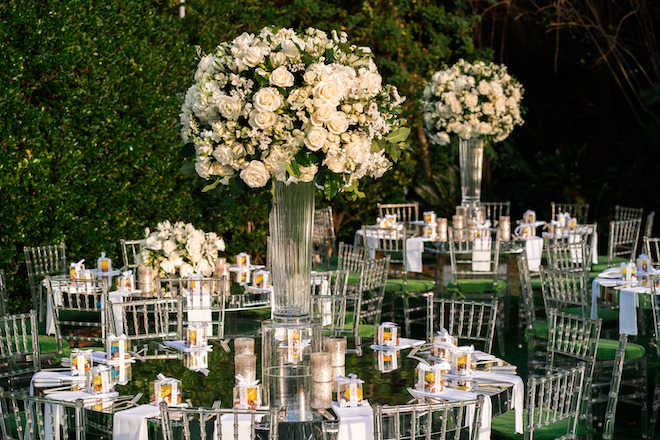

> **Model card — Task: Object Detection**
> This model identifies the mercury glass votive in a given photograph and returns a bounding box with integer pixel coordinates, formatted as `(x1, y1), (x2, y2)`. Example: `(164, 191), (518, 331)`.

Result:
(234, 354), (257, 382)
(234, 338), (255, 356)
(331, 365), (345, 388)
(452, 215), (464, 230)
(310, 352), (332, 383)
(499, 216), (511, 241)
(437, 218), (448, 242)
(324, 338), (346, 367)
(311, 381), (333, 409)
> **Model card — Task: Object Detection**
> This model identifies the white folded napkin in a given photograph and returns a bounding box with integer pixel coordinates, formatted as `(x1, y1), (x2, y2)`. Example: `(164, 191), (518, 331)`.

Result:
(590, 278), (627, 320)
(369, 338), (425, 351)
(524, 237), (543, 272)
(113, 404), (161, 440)
(619, 287), (647, 336)
(406, 237), (428, 273)
(331, 400), (374, 440)
(45, 390), (119, 440)
(472, 237), (491, 272)
(471, 371), (524, 434)
(410, 388), (492, 440)
(186, 288), (212, 323)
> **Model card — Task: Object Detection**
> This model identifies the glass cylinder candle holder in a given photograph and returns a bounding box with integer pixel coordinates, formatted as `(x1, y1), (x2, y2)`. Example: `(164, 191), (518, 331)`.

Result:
(324, 338), (346, 367)
(331, 365), (345, 389)
(437, 218), (448, 242)
(312, 381), (333, 409)
(234, 338), (255, 356)
(310, 352), (332, 383)
(499, 216), (511, 241)
(137, 265), (155, 295)
(235, 354), (257, 383)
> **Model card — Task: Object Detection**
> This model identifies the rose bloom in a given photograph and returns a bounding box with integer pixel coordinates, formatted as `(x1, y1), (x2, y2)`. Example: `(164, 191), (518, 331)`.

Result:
(253, 88), (282, 112)
(310, 103), (335, 125)
(217, 96), (242, 120)
(243, 45), (265, 67)
(249, 110), (278, 130)
(269, 66), (295, 88)
(239, 160), (270, 188)
(327, 111), (349, 135)
(323, 153), (347, 174)
(304, 126), (328, 152)
(313, 80), (341, 103)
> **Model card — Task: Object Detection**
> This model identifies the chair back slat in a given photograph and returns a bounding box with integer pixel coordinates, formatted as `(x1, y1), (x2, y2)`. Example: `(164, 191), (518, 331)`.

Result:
(448, 227), (501, 288)
(551, 202), (590, 224)
(614, 205), (643, 222)
(377, 202), (419, 224)
(481, 201), (511, 225)
(434, 298), (498, 353)
(0, 311), (40, 382)
(24, 243), (67, 318)
(120, 239), (143, 272)
(312, 207), (336, 268)
(608, 218), (642, 264)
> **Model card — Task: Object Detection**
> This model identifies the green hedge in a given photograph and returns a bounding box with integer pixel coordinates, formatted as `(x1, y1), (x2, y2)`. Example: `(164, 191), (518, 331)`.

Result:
(0, 0), (479, 312)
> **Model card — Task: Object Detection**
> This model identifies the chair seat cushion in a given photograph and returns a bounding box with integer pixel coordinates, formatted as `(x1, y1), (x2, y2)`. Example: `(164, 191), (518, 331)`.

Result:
(596, 338), (645, 361)
(385, 278), (435, 294)
(448, 279), (507, 296)
(524, 321), (549, 341)
(491, 408), (571, 440)
(560, 306), (619, 323)
(530, 277), (543, 291)
(344, 312), (376, 337)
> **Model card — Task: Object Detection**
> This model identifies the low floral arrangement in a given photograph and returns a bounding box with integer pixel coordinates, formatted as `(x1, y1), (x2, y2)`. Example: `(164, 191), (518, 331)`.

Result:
(421, 59), (524, 146)
(140, 221), (225, 278)
(180, 26), (409, 200)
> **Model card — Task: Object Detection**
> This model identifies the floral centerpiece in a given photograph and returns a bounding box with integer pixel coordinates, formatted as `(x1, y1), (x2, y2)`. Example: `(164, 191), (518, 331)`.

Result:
(421, 59), (524, 146)
(140, 221), (225, 278)
(180, 26), (409, 200)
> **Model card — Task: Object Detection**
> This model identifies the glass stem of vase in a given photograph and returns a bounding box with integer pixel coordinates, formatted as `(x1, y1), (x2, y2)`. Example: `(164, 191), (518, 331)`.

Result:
(459, 137), (484, 209)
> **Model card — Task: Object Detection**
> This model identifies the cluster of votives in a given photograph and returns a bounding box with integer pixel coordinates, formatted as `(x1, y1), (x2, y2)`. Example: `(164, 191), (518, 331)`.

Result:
(233, 338), (261, 410)
(422, 211), (448, 242)
(516, 209), (538, 238)
(622, 254), (659, 287)
(313, 337), (361, 409)
(117, 270), (136, 292)
(69, 260), (95, 281)
(186, 323), (210, 371)
(107, 334), (134, 386)
(545, 212), (578, 236)
(427, 329), (477, 388)
(151, 373), (182, 406)
(374, 322), (401, 347)
(377, 214), (399, 230)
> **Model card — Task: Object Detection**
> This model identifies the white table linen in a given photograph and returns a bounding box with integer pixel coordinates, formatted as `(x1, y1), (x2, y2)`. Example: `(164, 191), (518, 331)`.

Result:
(331, 400), (374, 440)
(45, 390), (118, 440)
(406, 237), (430, 273)
(113, 404), (161, 440)
(218, 412), (265, 440)
(524, 237), (543, 272)
(471, 371), (524, 434)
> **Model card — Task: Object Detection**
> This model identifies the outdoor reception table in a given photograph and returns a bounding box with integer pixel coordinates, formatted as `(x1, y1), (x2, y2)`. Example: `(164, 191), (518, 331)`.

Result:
(102, 339), (520, 440)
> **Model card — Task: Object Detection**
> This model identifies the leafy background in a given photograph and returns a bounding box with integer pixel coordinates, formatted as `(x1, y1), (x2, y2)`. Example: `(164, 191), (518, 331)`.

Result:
(1, 0), (658, 311)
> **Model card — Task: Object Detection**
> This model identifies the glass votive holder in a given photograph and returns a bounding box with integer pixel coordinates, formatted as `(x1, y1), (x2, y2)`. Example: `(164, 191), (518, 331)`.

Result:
(186, 323), (209, 348)
(437, 218), (448, 242)
(185, 350), (208, 371)
(324, 338), (346, 367)
(449, 376), (474, 391)
(70, 349), (93, 377)
(312, 381), (333, 409)
(337, 374), (364, 408)
(234, 337), (255, 356)
(233, 383), (262, 410)
(374, 349), (401, 373)
(109, 361), (132, 386)
(423, 211), (436, 224)
(234, 354), (257, 382)
(87, 365), (114, 395)
(374, 322), (400, 347)
(499, 216), (511, 241)
(416, 362), (448, 394)
(311, 352), (332, 383)
(150, 375), (182, 406)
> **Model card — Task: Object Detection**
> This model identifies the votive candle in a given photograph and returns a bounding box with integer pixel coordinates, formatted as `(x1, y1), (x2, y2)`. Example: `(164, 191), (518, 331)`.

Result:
(499, 216), (511, 241)
(324, 338), (346, 367)
(311, 352), (332, 383)
(234, 354), (256, 382)
(437, 218), (448, 242)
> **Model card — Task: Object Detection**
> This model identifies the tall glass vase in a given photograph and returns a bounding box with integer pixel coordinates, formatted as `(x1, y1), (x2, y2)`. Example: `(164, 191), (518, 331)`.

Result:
(269, 179), (315, 322)
(459, 137), (484, 213)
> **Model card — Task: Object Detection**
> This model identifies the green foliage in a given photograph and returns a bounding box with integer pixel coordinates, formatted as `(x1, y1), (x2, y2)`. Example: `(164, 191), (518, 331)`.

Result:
(0, 0), (481, 311)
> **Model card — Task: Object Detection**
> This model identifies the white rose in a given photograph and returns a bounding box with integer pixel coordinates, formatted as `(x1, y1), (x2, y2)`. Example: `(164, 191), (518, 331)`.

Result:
(144, 235), (162, 251)
(160, 259), (175, 275)
(253, 88), (282, 112)
(281, 40), (300, 61)
(269, 52), (287, 67)
(243, 46), (265, 67)
(464, 92), (478, 109)
(162, 240), (177, 256)
(345, 137), (370, 164)
(482, 102), (495, 115)
(360, 71), (382, 95)
(323, 154), (347, 174)
(269, 66), (295, 88)
(196, 259), (213, 277)
(233, 32), (254, 50)
(248, 110), (278, 129)
(304, 126), (328, 152)
(310, 103), (335, 126)
(326, 111), (349, 135)
(313, 81), (342, 103)
(438, 132), (451, 145)
(217, 96), (242, 120)
(179, 263), (194, 278)
(239, 160), (270, 188)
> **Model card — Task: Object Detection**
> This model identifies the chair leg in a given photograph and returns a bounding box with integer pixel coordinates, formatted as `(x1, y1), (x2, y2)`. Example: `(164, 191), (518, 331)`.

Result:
(402, 294), (412, 337)
(495, 301), (506, 356)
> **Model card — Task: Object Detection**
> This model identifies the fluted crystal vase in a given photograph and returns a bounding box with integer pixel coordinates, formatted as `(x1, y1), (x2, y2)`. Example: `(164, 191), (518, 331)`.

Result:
(459, 137), (484, 209)
(269, 180), (315, 322)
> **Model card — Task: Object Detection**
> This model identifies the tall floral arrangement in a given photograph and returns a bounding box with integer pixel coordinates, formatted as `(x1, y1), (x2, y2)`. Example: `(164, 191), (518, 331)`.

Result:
(180, 26), (409, 199)
(421, 59), (524, 146)
(140, 221), (225, 278)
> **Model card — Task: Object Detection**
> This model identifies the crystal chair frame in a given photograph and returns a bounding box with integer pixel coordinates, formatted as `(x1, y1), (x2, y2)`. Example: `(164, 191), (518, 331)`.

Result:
(647, 277), (660, 438)
(0, 269), (8, 318)
(522, 365), (586, 439)
(447, 227), (501, 290)
(607, 218), (642, 265)
(545, 223), (595, 268)
(356, 255), (391, 332)
(516, 251), (547, 374)
(157, 277), (227, 340)
(377, 202), (419, 223)
(159, 402), (280, 440)
(373, 397), (484, 440)
(539, 268), (590, 317)
(119, 238), (143, 272)
(310, 270), (351, 335)
(644, 236), (660, 268)
(361, 225), (415, 283)
(107, 295), (184, 359)
(24, 243), (67, 320)
(646, 211), (655, 239)
(481, 201), (511, 225)
(46, 277), (109, 354)
(336, 242), (370, 278)
(0, 311), (40, 389)
(312, 206), (336, 269)
(431, 298), (498, 353)
(545, 240), (591, 276)
(551, 202), (590, 224)
(614, 205), (644, 222)
(0, 387), (86, 440)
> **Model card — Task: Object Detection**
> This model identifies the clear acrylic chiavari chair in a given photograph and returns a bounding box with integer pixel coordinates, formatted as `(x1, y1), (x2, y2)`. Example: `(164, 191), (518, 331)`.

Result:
(24, 243), (67, 321)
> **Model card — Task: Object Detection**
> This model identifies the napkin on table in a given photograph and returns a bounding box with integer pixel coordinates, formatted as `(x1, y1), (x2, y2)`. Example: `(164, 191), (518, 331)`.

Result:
(406, 237), (428, 273)
(471, 371), (524, 434)
(331, 400), (374, 440)
(113, 404), (161, 440)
